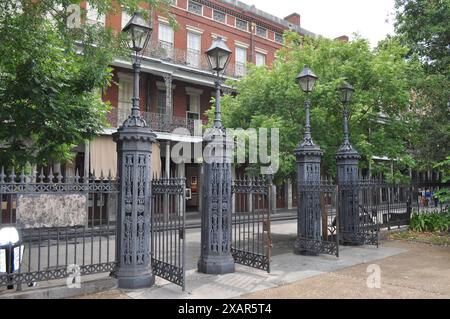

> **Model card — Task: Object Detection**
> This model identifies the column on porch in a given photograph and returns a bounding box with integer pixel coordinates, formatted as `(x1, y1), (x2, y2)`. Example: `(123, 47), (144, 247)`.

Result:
(285, 178), (293, 210)
(163, 73), (173, 123)
(164, 140), (171, 221)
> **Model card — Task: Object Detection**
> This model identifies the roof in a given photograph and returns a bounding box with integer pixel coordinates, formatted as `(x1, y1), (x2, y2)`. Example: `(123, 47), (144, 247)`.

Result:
(215, 0), (317, 37)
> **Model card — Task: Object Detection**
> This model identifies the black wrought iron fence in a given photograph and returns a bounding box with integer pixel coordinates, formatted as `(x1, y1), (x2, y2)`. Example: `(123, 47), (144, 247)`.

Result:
(151, 178), (186, 290)
(338, 179), (414, 246)
(231, 176), (272, 273)
(295, 180), (339, 257)
(0, 168), (118, 289)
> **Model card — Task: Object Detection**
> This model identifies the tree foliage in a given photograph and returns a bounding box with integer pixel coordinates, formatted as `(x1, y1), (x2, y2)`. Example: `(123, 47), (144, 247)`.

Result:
(394, 0), (450, 77)
(0, 0), (173, 167)
(394, 0), (450, 169)
(217, 33), (424, 182)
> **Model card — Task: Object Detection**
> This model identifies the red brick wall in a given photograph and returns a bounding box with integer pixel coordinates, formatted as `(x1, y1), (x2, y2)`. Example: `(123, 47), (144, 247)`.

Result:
(99, 0), (291, 126)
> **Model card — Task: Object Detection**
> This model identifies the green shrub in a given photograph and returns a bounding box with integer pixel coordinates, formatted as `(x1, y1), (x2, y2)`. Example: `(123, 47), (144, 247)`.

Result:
(410, 210), (450, 232)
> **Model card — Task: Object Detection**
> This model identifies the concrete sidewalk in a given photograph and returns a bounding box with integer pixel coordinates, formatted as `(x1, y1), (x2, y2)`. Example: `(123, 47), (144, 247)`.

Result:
(243, 240), (450, 299)
(75, 220), (409, 299)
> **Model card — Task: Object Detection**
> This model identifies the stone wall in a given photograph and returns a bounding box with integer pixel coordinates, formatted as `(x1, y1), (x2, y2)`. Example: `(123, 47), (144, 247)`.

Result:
(16, 194), (87, 228)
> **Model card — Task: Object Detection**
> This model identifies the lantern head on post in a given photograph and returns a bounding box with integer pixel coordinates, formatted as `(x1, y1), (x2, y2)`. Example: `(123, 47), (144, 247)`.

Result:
(339, 81), (355, 104)
(206, 37), (232, 74)
(296, 65), (318, 93)
(122, 12), (152, 53)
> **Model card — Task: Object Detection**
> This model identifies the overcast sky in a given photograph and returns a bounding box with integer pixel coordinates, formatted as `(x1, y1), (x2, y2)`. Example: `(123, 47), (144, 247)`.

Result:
(245, 0), (396, 47)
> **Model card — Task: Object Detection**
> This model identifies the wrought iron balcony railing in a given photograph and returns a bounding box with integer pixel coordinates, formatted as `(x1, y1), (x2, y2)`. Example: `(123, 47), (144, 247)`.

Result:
(108, 107), (206, 135)
(142, 39), (247, 79)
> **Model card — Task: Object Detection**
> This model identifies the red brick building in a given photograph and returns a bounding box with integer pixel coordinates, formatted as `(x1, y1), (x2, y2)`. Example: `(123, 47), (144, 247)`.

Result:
(70, 0), (318, 213)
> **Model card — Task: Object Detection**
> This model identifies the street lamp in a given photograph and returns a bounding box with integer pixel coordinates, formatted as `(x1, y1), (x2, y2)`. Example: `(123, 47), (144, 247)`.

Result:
(296, 65), (318, 146)
(121, 12), (152, 124)
(198, 37), (234, 275)
(338, 81), (355, 151)
(205, 37), (232, 129)
(293, 65), (323, 255)
(296, 65), (318, 94)
(336, 81), (361, 246)
(114, 11), (156, 289)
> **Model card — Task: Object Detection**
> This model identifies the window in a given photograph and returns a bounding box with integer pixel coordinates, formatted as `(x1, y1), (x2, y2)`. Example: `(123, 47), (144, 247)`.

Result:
(157, 90), (166, 114)
(275, 33), (283, 44)
(86, 2), (105, 25)
(188, 0), (202, 15)
(255, 52), (266, 67)
(187, 31), (201, 67)
(118, 76), (133, 124)
(158, 23), (174, 59)
(121, 9), (131, 29)
(213, 10), (225, 23)
(235, 46), (247, 77)
(256, 26), (267, 38)
(186, 94), (200, 120)
(236, 18), (248, 31)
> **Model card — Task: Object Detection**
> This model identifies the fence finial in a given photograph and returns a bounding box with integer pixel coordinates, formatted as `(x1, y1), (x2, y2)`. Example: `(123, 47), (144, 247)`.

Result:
(48, 166), (54, 183)
(75, 168), (80, 183)
(9, 167), (16, 183)
(39, 167), (45, 183)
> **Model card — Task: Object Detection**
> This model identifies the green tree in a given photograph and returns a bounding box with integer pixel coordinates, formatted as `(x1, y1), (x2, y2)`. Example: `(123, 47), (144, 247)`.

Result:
(394, 0), (450, 77)
(0, 0), (173, 167)
(394, 0), (450, 170)
(215, 33), (423, 181)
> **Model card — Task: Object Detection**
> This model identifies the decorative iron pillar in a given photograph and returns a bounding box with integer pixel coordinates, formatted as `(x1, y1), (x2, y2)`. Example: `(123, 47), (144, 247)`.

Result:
(198, 79), (235, 274)
(294, 98), (324, 255)
(113, 61), (157, 289)
(336, 105), (361, 245)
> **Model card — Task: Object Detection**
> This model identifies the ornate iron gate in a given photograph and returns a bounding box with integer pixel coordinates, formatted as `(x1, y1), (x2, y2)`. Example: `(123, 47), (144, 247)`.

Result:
(339, 179), (412, 246)
(151, 178), (186, 290)
(231, 176), (272, 273)
(295, 180), (339, 257)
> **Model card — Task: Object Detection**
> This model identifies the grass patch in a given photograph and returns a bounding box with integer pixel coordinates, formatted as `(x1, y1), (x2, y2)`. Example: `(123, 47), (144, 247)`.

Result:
(390, 230), (450, 246)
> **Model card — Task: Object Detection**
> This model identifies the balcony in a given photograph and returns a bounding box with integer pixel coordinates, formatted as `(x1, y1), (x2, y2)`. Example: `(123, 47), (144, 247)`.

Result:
(142, 39), (247, 79)
(108, 107), (206, 135)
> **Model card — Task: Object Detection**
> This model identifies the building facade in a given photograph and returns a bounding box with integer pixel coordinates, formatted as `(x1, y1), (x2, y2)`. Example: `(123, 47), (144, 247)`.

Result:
(68, 0), (317, 214)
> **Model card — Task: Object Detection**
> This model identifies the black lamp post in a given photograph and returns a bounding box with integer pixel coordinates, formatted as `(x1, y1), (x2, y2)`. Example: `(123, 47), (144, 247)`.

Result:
(335, 81), (361, 245)
(121, 12), (152, 125)
(113, 12), (156, 289)
(338, 81), (355, 152)
(205, 37), (232, 129)
(198, 37), (235, 274)
(293, 65), (324, 255)
(296, 65), (318, 147)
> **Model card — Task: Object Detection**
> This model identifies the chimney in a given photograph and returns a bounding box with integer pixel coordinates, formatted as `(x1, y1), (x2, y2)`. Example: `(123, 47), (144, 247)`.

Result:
(335, 35), (349, 43)
(284, 13), (300, 27)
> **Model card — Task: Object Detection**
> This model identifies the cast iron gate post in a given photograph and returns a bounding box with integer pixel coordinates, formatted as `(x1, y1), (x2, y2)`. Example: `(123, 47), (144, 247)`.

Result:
(113, 61), (157, 289)
(336, 107), (361, 245)
(198, 78), (235, 274)
(294, 98), (324, 255)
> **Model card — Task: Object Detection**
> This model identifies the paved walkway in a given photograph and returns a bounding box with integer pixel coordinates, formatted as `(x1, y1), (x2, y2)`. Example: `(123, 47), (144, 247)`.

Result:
(74, 220), (448, 299)
(243, 240), (450, 299)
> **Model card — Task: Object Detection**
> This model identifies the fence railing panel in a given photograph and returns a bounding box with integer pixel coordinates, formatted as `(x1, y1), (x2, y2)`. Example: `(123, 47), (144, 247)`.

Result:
(0, 168), (118, 289)
(151, 178), (186, 290)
